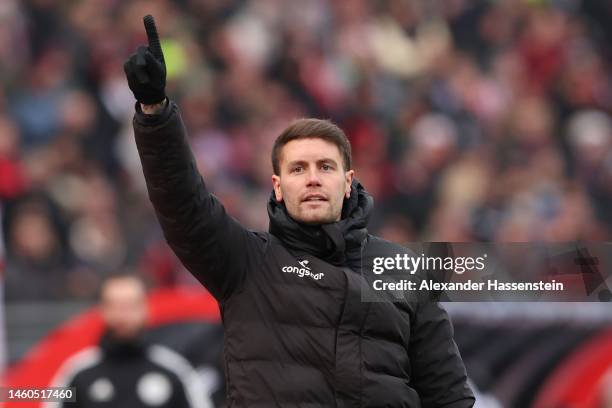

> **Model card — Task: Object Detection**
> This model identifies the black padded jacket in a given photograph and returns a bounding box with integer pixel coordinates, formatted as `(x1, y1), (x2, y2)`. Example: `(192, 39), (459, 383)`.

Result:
(132, 100), (475, 408)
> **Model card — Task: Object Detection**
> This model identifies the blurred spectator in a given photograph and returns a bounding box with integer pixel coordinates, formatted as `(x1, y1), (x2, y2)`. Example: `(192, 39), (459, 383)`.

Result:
(0, 115), (27, 200)
(52, 273), (213, 408)
(3, 193), (73, 301)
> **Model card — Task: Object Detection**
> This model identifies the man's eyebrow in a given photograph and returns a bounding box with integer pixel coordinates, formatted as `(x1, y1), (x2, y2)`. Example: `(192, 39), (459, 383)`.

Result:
(286, 158), (339, 167)
(287, 160), (307, 167)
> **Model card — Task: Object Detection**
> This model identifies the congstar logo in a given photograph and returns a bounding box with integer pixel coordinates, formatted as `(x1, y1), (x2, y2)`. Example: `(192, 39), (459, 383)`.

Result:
(282, 259), (325, 281)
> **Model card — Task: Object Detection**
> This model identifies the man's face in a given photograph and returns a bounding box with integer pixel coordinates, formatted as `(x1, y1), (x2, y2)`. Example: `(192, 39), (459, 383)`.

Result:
(272, 138), (354, 225)
(100, 277), (148, 340)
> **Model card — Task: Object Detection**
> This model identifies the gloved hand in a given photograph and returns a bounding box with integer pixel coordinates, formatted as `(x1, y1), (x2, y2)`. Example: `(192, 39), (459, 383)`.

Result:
(123, 15), (166, 105)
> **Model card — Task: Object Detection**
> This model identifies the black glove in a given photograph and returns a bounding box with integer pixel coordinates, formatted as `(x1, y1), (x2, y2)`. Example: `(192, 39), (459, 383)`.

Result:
(124, 15), (166, 105)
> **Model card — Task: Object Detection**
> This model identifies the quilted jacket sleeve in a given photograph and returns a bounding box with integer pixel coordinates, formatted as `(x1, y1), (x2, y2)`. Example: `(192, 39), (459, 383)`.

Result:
(132, 100), (264, 301)
(409, 300), (475, 408)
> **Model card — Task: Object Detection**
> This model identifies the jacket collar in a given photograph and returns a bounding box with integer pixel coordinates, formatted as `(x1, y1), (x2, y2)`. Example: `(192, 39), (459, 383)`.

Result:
(100, 331), (147, 359)
(267, 179), (373, 267)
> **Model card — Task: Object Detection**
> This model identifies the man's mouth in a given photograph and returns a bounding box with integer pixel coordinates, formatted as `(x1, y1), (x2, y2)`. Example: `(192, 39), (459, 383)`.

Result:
(302, 194), (327, 202)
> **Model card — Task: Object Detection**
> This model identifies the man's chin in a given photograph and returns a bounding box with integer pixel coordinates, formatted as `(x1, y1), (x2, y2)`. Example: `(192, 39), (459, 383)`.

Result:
(294, 210), (337, 225)
(108, 326), (145, 340)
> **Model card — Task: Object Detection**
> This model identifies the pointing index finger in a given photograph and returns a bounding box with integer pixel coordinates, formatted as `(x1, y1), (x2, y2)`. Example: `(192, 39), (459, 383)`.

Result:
(143, 15), (164, 62)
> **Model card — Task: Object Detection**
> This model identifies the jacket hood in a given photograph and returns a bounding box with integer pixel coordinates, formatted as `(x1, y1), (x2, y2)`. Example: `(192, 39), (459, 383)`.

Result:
(267, 179), (373, 267)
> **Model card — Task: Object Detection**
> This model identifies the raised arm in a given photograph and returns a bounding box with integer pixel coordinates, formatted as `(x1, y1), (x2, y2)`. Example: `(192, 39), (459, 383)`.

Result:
(123, 15), (264, 301)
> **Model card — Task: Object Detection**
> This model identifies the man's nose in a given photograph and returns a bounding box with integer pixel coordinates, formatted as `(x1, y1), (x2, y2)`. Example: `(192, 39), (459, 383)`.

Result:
(306, 167), (322, 186)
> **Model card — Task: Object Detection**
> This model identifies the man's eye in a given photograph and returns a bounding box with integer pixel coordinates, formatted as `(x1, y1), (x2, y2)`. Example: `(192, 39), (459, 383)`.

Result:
(321, 164), (333, 171)
(291, 166), (303, 173)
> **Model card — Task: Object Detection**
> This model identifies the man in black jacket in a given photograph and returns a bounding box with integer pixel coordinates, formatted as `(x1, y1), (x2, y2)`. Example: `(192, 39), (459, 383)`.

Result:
(123, 15), (475, 408)
(53, 274), (212, 408)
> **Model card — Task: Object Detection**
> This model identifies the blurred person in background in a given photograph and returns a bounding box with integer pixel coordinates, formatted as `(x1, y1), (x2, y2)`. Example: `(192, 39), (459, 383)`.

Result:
(3, 194), (73, 301)
(50, 273), (212, 408)
(123, 15), (473, 407)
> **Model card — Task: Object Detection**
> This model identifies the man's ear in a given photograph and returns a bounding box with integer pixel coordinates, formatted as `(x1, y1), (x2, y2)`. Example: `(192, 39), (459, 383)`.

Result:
(272, 174), (283, 202)
(344, 170), (355, 198)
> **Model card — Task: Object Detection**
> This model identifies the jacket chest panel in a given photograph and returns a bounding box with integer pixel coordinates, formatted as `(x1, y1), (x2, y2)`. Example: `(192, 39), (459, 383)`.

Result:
(253, 248), (349, 326)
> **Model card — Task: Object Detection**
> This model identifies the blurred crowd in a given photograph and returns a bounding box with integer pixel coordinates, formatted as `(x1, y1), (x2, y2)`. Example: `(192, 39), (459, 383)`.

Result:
(1, 0), (612, 301)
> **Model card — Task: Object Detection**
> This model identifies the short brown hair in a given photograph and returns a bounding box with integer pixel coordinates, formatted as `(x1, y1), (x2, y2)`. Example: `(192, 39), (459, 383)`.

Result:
(271, 118), (352, 175)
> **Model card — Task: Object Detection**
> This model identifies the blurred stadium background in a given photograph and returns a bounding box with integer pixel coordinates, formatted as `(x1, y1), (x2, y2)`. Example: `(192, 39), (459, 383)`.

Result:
(1, 0), (612, 406)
